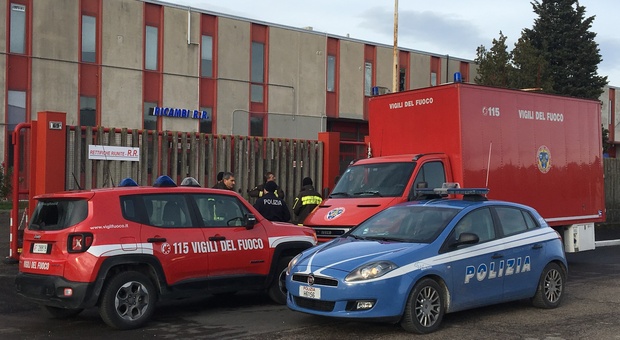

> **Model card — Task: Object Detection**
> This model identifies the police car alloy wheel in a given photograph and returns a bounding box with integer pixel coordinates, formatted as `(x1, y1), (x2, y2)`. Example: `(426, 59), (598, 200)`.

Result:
(99, 271), (157, 330)
(532, 262), (565, 309)
(400, 278), (445, 334)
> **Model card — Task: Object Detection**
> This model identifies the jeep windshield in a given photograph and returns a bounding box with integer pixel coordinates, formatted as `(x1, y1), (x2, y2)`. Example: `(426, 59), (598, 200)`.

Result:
(29, 199), (88, 231)
(329, 162), (415, 198)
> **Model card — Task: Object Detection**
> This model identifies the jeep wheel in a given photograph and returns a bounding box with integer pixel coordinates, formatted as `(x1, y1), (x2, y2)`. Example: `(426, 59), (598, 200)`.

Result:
(99, 271), (157, 330)
(42, 305), (84, 319)
(267, 257), (292, 305)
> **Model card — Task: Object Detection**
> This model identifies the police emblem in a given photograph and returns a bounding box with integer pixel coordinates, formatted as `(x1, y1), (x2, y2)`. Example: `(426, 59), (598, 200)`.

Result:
(325, 207), (345, 221)
(537, 145), (551, 173)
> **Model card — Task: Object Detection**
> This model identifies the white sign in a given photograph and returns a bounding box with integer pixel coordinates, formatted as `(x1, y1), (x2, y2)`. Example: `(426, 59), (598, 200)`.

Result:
(88, 145), (140, 162)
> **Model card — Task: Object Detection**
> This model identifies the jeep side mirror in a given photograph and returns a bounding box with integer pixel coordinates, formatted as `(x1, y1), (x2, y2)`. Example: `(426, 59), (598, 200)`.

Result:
(245, 213), (257, 230)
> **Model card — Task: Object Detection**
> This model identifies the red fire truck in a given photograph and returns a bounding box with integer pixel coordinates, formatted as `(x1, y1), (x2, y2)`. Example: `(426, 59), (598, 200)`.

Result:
(305, 83), (605, 252)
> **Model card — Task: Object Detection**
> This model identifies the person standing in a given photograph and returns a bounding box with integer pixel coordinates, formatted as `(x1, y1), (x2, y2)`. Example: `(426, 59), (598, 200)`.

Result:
(253, 181), (291, 222)
(292, 177), (323, 225)
(248, 171), (285, 199)
(212, 172), (235, 190)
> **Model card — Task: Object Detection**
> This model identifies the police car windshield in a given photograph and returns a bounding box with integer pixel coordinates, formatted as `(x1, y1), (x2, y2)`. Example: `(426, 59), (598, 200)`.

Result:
(350, 206), (458, 243)
(330, 162), (415, 198)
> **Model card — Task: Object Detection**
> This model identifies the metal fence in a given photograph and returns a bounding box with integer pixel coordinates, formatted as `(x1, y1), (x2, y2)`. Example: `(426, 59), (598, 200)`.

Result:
(65, 126), (323, 207)
(604, 157), (620, 223)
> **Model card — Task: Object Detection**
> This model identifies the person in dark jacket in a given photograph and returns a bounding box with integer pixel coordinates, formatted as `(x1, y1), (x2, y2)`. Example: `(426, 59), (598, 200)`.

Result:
(253, 181), (291, 222)
(248, 171), (285, 199)
(292, 177), (323, 225)
(212, 172), (235, 190)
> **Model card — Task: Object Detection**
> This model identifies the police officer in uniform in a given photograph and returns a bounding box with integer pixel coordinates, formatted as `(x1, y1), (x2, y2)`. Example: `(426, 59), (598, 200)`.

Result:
(292, 177), (323, 225)
(253, 181), (291, 222)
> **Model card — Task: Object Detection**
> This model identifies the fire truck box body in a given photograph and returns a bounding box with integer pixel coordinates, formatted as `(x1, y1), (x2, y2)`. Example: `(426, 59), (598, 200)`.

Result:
(306, 83), (604, 251)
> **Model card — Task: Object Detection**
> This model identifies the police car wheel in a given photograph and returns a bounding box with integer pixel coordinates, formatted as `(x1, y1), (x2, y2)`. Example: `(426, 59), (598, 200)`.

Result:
(99, 271), (157, 330)
(42, 305), (84, 319)
(400, 278), (445, 334)
(267, 256), (293, 305)
(532, 262), (565, 309)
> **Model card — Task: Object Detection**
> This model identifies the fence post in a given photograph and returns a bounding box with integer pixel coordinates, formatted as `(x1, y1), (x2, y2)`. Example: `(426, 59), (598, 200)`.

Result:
(318, 132), (340, 194)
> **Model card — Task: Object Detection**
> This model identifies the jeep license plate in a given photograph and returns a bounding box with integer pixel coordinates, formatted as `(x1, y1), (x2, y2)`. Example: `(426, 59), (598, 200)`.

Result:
(32, 243), (49, 254)
(300, 286), (321, 299)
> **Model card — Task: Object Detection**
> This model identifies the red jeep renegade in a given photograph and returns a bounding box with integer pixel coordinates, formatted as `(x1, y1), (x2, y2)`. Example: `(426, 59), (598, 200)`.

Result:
(15, 176), (317, 329)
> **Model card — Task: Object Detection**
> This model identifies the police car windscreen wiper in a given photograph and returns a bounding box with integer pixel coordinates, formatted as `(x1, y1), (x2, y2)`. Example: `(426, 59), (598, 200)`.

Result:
(353, 191), (382, 197)
(364, 236), (406, 242)
(329, 192), (351, 198)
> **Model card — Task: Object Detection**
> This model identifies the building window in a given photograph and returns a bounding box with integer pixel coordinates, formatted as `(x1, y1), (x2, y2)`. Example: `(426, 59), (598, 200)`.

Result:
(430, 72), (438, 86)
(145, 26), (158, 70)
(8, 90), (26, 131)
(81, 15), (96, 63)
(327, 55), (336, 92)
(80, 96), (97, 126)
(10, 4), (26, 54)
(250, 114), (264, 137)
(199, 107), (213, 134)
(144, 102), (157, 130)
(399, 68), (406, 92)
(251, 41), (265, 103)
(364, 62), (372, 96)
(201, 35), (213, 78)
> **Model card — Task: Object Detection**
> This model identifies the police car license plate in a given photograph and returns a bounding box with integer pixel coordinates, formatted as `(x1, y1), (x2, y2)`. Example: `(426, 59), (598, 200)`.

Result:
(300, 286), (321, 299)
(32, 243), (49, 254)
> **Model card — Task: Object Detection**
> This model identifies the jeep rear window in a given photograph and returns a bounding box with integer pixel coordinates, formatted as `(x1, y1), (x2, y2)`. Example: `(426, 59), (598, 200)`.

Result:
(29, 199), (88, 231)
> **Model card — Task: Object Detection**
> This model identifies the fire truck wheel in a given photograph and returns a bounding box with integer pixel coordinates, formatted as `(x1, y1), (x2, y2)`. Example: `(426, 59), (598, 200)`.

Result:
(42, 305), (84, 319)
(400, 278), (445, 334)
(532, 262), (565, 309)
(267, 256), (293, 305)
(99, 271), (157, 330)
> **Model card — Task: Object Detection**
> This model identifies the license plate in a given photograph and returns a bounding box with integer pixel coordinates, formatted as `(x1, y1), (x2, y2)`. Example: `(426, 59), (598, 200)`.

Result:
(299, 285), (321, 299)
(32, 243), (49, 254)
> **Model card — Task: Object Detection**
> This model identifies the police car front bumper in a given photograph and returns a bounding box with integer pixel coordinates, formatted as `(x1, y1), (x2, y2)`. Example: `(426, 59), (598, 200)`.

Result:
(286, 271), (410, 321)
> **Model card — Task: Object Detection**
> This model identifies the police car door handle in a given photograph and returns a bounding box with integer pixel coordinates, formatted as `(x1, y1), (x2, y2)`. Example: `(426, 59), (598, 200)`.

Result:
(532, 243), (543, 249)
(147, 237), (167, 243)
(491, 253), (503, 259)
(209, 235), (226, 241)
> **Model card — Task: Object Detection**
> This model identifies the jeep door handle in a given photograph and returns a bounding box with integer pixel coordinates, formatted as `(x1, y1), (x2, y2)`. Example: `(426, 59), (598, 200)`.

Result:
(209, 236), (226, 241)
(147, 237), (167, 243)
(491, 253), (504, 259)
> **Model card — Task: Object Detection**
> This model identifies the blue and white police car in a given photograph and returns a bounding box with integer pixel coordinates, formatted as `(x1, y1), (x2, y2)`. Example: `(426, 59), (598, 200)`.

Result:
(285, 186), (567, 334)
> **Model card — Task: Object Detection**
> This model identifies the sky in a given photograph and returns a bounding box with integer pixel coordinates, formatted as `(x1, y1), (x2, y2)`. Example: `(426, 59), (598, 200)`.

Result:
(166, 0), (620, 87)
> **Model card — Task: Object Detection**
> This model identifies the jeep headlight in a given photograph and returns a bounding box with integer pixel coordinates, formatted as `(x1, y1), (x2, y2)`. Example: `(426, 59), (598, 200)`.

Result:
(345, 261), (397, 282)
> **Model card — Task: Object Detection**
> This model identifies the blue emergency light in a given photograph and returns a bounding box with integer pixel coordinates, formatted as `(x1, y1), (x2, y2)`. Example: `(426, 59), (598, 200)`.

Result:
(153, 175), (177, 187)
(118, 178), (138, 187)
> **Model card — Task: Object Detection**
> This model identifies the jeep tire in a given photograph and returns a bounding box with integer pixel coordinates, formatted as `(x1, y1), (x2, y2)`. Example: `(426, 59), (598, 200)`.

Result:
(267, 256), (292, 305)
(99, 271), (157, 330)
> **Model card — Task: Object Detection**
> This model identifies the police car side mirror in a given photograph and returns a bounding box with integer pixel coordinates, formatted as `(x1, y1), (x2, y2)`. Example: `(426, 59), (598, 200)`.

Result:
(450, 232), (479, 248)
(245, 213), (257, 230)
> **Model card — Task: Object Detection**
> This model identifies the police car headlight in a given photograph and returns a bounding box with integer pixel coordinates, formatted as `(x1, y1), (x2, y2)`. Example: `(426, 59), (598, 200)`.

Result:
(287, 253), (303, 275)
(345, 261), (397, 282)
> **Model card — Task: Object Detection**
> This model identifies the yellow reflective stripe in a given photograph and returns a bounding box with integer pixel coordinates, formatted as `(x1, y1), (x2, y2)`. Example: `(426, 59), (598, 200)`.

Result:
(301, 196), (322, 205)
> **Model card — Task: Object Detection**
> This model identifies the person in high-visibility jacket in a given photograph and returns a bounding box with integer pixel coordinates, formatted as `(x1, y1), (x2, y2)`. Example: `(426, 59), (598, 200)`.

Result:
(292, 177), (323, 225)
